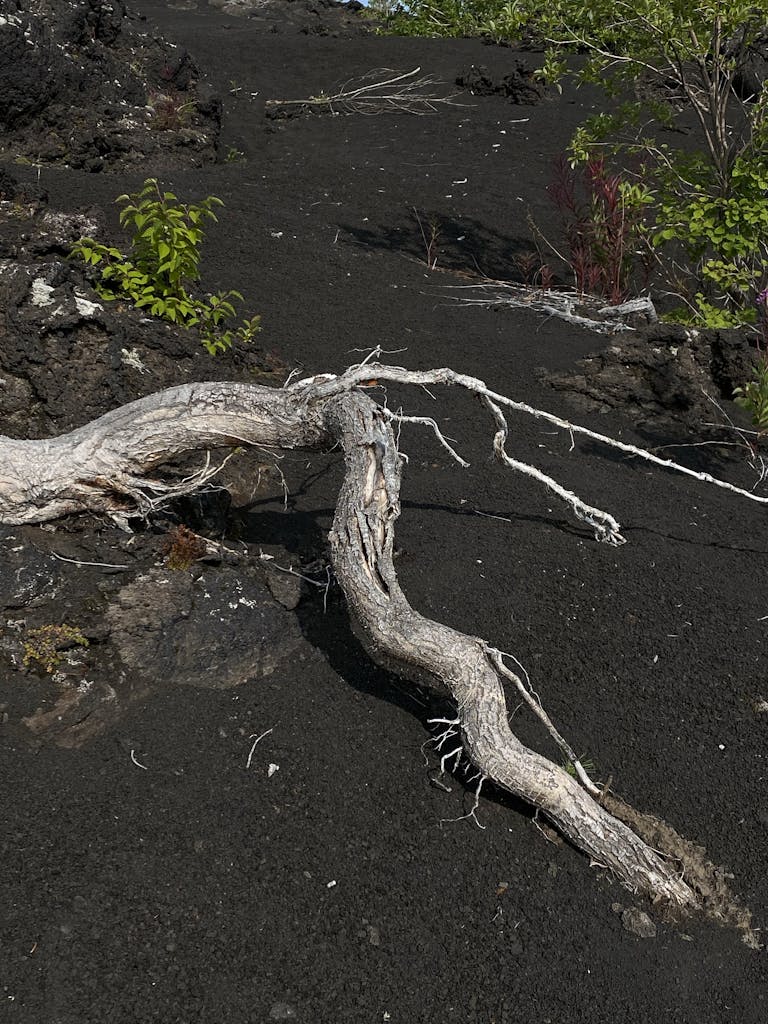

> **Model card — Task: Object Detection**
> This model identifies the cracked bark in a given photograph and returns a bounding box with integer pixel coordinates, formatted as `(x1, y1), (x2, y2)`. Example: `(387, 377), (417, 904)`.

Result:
(1, 369), (741, 912)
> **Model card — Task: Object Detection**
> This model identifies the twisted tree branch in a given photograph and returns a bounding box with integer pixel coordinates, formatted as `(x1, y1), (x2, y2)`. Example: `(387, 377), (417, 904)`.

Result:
(1, 361), (760, 930)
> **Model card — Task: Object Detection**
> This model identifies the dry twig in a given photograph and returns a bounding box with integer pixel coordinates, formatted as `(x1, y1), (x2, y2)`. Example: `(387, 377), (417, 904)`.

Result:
(265, 67), (465, 117)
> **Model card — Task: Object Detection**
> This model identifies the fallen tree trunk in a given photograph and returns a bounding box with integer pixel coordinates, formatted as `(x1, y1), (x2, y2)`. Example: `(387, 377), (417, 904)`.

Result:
(2, 360), (763, 930)
(325, 391), (695, 904)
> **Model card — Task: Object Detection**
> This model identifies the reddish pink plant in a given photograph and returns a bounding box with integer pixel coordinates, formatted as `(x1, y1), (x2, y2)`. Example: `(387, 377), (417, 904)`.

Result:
(547, 155), (642, 304)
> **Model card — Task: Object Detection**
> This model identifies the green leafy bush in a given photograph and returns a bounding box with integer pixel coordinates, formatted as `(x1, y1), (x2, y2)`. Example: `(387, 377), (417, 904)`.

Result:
(368, 0), (506, 39)
(734, 355), (768, 433)
(378, 2), (768, 326)
(71, 178), (260, 356)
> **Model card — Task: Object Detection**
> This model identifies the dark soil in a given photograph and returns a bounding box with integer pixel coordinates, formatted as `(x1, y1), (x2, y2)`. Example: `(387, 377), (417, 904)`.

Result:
(0, 1), (222, 171)
(1, 2), (767, 1022)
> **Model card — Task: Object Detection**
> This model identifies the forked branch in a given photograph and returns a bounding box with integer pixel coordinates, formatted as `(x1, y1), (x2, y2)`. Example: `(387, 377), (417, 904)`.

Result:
(0, 360), (759, 933)
(265, 66), (464, 116)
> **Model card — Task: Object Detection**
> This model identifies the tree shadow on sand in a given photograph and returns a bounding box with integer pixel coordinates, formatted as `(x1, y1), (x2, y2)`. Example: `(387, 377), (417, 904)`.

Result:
(233, 499), (576, 822)
(341, 210), (561, 285)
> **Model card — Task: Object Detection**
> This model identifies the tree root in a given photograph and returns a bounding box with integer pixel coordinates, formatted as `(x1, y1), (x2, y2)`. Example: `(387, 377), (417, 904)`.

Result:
(0, 360), (760, 934)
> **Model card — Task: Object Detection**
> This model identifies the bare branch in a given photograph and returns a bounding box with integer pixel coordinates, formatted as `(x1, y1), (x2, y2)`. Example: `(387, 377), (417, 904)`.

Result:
(0, 363), (759, 927)
(487, 647), (600, 797)
(480, 394), (625, 544)
(381, 408), (469, 467)
(311, 362), (768, 509)
(446, 282), (641, 335)
(265, 67), (466, 117)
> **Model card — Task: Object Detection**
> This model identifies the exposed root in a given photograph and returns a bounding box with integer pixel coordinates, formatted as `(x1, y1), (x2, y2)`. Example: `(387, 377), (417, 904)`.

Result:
(0, 359), (761, 934)
(324, 390), (699, 911)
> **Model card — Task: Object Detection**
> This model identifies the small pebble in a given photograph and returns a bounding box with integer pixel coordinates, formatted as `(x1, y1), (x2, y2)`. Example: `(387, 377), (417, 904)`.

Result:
(621, 907), (657, 938)
(269, 1003), (297, 1020)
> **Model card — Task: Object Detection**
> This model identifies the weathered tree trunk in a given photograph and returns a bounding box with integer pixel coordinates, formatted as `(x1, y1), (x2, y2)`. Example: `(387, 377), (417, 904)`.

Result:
(0, 382), (330, 525)
(3, 365), (759, 920)
(324, 392), (695, 903)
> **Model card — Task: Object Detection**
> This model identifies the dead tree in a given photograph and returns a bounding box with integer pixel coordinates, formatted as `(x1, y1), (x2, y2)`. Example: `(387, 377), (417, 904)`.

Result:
(1, 358), (764, 932)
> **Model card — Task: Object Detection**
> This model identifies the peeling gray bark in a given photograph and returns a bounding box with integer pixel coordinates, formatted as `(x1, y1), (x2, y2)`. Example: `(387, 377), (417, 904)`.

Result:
(324, 392), (695, 905)
(0, 381), (330, 524)
(0, 371), (714, 908)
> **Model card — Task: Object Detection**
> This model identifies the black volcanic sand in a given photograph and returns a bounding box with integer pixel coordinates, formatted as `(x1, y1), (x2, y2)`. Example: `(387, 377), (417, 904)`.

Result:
(1, 2), (767, 1022)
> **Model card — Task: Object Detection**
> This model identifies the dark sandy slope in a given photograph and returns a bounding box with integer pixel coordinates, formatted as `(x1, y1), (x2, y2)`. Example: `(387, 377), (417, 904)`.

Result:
(1, 2), (767, 1022)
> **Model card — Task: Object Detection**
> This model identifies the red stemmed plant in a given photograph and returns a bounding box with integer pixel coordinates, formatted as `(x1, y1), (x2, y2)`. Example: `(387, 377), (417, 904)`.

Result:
(547, 155), (645, 305)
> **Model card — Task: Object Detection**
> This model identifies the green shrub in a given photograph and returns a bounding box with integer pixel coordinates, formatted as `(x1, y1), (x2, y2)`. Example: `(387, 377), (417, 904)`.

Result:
(368, 0), (506, 39)
(734, 349), (768, 433)
(378, 2), (768, 326)
(650, 154), (768, 324)
(71, 178), (261, 356)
